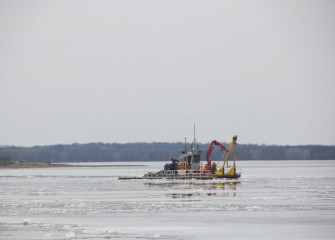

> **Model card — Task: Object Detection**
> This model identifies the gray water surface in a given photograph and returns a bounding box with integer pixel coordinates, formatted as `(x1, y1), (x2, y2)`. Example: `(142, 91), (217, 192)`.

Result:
(1, 160), (335, 239)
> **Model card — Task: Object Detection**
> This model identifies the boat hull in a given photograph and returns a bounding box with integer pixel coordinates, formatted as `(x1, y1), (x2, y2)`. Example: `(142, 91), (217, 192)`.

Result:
(119, 173), (241, 180)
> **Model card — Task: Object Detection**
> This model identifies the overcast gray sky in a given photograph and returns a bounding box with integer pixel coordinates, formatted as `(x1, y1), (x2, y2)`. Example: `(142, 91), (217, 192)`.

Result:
(1, 0), (334, 146)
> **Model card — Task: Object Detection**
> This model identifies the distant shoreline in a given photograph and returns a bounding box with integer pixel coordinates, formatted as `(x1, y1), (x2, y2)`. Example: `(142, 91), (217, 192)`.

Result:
(2, 142), (335, 161)
(0, 162), (146, 169)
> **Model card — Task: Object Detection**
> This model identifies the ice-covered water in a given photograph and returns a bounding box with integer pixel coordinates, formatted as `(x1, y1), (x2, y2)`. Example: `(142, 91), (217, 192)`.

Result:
(1, 160), (335, 239)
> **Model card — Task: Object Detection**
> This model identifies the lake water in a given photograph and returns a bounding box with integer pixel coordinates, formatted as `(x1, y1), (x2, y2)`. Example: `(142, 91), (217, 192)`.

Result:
(1, 160), (335, 239)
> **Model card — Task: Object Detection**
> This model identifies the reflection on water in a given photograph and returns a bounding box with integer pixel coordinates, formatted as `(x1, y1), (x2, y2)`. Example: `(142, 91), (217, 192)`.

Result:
(144, 181), (240, 190)
(210, 181), (239, 190)
(169, 193), (200, 198)
(144, 181), (240, 198)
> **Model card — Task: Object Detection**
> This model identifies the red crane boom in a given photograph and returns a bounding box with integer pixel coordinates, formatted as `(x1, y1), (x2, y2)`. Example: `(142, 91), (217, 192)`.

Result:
(205, 140), (227, 171)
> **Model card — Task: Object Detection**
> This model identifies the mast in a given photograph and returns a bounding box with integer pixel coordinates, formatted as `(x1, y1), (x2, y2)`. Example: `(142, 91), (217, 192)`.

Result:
(194, 123), (196, 140)
(184, 137), (187, 153)
(191, 123), (198, 153)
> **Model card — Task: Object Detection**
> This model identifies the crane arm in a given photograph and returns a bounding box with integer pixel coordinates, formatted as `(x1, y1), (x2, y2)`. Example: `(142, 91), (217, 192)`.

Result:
(205, 140), (227, 171)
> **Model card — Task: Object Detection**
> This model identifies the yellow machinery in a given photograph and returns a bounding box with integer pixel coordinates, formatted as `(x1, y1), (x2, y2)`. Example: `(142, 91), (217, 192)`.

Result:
(214, 135), (240, 178)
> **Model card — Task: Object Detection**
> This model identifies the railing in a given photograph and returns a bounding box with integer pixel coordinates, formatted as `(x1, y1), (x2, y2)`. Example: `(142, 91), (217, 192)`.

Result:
(149, 169), (213, 178)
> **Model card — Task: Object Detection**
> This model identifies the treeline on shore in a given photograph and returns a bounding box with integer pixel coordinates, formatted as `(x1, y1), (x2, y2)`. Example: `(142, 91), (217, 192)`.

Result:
(1, 142), (335, 163)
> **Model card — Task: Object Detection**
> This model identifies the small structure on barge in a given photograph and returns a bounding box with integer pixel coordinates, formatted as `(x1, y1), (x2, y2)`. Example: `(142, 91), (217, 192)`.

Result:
(119, 127), (241, 180)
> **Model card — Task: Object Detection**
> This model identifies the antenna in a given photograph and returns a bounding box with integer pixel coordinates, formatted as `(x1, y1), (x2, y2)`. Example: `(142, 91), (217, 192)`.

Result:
(193, 123), (197, 143)
(184, 137), (187, 152)
(192, 123), (198, 152)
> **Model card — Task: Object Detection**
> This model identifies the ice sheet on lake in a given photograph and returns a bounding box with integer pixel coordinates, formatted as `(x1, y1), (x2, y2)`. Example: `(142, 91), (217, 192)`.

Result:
(1, 160), (335, 239)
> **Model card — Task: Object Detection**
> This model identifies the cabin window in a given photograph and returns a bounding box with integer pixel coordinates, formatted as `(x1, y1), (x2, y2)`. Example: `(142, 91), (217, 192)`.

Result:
(188, 156), (192, 164)
(193, 155), (200, 163)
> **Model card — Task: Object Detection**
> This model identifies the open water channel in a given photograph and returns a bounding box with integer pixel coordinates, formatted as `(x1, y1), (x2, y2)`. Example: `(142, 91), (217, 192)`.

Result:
(1, 160), (335, 239)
